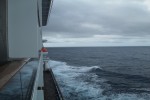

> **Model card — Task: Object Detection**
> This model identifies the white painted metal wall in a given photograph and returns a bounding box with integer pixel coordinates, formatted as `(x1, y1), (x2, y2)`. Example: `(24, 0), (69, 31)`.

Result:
(8, 0), (42, 58)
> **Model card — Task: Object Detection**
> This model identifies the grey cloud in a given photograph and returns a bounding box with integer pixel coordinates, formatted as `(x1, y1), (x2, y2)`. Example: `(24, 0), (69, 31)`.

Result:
(43, 0), (150, 38)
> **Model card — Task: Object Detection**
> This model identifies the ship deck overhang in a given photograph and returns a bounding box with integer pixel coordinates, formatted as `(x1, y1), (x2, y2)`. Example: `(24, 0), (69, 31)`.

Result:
(42, 0), (52, 26)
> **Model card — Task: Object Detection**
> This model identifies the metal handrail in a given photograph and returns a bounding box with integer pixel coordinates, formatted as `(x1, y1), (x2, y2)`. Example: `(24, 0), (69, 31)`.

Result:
(31, 53), (44, 100)
(31, 52), (64, 100)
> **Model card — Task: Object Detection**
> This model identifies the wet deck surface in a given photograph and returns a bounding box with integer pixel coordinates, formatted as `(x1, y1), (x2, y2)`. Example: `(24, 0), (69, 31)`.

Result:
(44, 70), (59, 100)
(0, 59), (28, 90)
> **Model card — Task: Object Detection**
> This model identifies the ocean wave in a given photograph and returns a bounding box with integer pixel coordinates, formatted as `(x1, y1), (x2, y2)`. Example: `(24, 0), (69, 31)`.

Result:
(48, 60), (150, 100)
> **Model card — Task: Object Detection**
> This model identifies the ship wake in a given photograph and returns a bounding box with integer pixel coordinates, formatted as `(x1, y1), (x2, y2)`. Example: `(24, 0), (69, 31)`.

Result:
(48, 60), (150, 100)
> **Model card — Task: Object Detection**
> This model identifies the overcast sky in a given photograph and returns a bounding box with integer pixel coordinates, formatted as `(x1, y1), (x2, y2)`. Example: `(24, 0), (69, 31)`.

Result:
(43, 0), (150, 47)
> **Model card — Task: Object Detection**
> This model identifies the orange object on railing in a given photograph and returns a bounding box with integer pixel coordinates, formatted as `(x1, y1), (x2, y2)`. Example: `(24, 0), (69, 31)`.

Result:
(41, 47), (48, 52)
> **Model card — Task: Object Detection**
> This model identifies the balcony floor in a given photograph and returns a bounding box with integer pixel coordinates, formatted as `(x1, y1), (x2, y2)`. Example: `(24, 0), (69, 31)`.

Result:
(0, 59), (28, 90)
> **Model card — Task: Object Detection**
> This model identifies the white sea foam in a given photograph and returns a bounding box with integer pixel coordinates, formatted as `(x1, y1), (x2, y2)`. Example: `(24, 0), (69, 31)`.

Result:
(48, 60), (150, 100)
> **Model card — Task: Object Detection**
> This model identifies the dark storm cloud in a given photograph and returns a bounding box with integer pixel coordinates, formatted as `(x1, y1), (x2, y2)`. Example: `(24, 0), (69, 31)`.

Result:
(43, 0), (150, 38)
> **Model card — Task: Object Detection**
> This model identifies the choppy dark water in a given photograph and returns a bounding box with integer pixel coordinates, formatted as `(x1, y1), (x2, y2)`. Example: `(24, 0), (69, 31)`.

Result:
(47, 46), (150, 100)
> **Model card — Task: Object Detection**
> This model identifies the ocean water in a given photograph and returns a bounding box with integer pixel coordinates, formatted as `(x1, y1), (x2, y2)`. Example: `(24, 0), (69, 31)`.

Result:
(47, 46), (150, 100)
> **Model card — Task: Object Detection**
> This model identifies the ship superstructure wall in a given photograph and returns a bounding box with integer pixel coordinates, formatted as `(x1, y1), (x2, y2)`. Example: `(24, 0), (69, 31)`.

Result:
(0, 0), (7, 64)
(0, 0), (51, 62)
(8, 0), (43, 58)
